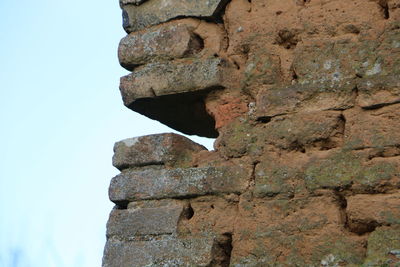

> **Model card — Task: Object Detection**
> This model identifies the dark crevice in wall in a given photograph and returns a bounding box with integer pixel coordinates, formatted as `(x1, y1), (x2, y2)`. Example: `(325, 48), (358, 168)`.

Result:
(129, 87), (222, 138)
(210, 233), (233, 267)
(289, 141), (306, 153)
(275, 29), (300, 49)
(214, 0), (232, 23)
(115, 202), (129, 209)
(256, 116), (272, 123)
(184, 33), (205, 57)
(291, 68), (299, 83)
(361, 100), (400, 110)
(248, 161), (259, 190)
(333, 191), (348, 227)
(182, 203), (195, 220)
(335, 191), (382, 236)
(347, 219), (381, 235)
(383, 3), (390, 19)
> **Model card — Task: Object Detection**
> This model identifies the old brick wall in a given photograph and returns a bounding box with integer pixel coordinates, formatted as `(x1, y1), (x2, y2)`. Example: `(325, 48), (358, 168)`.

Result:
(103, 0), (400, 266)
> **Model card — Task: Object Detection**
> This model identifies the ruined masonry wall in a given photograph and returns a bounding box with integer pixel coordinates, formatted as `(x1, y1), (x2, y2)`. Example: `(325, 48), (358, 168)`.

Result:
(103, 0), (400, 266)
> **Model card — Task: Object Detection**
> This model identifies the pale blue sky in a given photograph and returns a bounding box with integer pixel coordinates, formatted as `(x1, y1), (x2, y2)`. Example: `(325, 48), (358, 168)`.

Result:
(0, 1), (214, 266)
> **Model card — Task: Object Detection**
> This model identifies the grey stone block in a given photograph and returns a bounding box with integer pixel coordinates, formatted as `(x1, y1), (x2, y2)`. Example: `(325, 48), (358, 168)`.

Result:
(102, 237), (214, 267)
(256, 81), (355, 119)
(357, 75), (400, 109)
(118, 22), (203, 70)
(106, 199), (184, 238)
(119, 58), (229, 106)
(112, 133), (206, 171)
(109, 166), (249, 204)
(121, 0), (229, 33)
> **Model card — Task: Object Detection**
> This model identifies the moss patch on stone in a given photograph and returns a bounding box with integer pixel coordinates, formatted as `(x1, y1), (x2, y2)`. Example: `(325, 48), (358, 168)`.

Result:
(305, 150), (397, 191)
(363, 226), (400, 266)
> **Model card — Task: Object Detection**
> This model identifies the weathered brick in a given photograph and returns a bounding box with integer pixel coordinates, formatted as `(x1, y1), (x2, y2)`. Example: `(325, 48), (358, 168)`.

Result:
(119, 58), (229, 106)
(106, 199), (184, 238)
(112, 133), (206, 171)
(304, 150), (399, 192)
(293, 40), (363, 85)
(256, 82), (355, 118)
(344, 104), (400, 149)
(347, 193), (400, 234)
(364, 226), (400, 266)
(118, 22), (203, 70)
(357, 75), (400, 109)
(217, 111), (345, 158)
(261, 111), (345, 151)
(102, 237), (214, 267)
(121, 0), (229, 33)
(292, 34), (400, 85)
(109, 166), (249, 204)
(254, 154), (306, 198)
(233, 196), (365, 266)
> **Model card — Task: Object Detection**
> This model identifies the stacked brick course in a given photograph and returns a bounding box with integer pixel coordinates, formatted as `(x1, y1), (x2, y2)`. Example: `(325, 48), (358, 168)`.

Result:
(103, 0), (400, 266)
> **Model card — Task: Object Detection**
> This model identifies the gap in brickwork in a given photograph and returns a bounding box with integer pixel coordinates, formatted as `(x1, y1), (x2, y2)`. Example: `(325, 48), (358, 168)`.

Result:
(211, 233), (233, 267)
(129, 88), (222, 138)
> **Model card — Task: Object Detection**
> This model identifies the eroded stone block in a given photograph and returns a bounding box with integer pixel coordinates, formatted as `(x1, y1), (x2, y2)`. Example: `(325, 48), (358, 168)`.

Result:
(232, 196), (365, 266)
(293, 40), (367, 85)
(121, 0), (229, 33)
(112, 133), (206, 171)
(364, 226), (400, 266)
(256, 82), (355, 118)
(261, 111), (345, 151)
(304, 150), (399, 192)
(118, 22), (203, 70)
(120, 58), (229, 106)
(178, 196), (238, 236)
(254, 154), (306, 198)
(216, 111), (345, 158)
(102, 237), (214, 267)
(109, 166), (249, 204)
(347, 192), (400, 234)
(106, 199), (184, 238)
(357, 75), (400, 109)
(344, 104), (400, 149)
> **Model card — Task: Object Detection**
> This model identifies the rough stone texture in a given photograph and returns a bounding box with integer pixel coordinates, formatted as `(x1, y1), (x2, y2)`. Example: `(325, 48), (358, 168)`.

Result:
(118, 18), (227, 71)
(256, 81), (356, 118)
(232, 195), (366, 266)
(357, 75), (400, 109)
(104, 0), (400, 265)
(363, 226), (400, 266)
(121, 0), (229, 33)
(109, 165), (250, 204)
(118, 22), (202, 70)
(120, 58), (229, 105)
(103, 237), (215, 267)
(106, 199), (184, 238)
(347, 193), (400, 234)
(344, 104), (400, 149)
(112, 133), (206, 170)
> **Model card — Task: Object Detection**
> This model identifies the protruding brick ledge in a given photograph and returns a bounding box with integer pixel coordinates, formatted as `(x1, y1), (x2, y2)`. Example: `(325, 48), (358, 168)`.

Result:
(118, 22), (203, 70)
(120, 58), (232, 137)
(120, 0), (229, 33)
(120, 58), (229, 103)
(112, 133), (206, 170)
